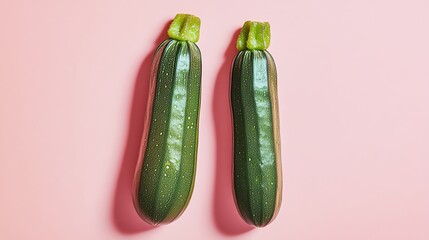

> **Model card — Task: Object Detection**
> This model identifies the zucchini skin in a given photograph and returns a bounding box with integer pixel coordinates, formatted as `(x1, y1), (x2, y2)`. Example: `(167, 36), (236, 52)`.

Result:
(231, 50), (282, 227)
(133, 38), (202, 225)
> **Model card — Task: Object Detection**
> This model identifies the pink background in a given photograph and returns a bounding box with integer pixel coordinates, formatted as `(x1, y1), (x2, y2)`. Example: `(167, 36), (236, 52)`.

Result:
(1, 0), (429, 239)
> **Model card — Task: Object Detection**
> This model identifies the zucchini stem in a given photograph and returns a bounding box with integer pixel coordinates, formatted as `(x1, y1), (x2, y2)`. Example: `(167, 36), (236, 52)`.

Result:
(237, 21), (270, 51)
(168, 14), (201, 43)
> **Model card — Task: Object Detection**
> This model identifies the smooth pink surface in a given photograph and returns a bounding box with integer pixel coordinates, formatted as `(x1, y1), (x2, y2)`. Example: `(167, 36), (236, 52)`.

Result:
(1, 1), (429, 239)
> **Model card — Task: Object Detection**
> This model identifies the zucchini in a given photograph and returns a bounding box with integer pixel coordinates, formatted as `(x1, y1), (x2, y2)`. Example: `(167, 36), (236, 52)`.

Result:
(132, 14), (202, 225)
(231, 21), (282, 227)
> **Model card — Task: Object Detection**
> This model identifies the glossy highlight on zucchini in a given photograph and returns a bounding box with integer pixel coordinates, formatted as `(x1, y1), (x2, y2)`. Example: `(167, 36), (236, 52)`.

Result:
(231, 21), (282, 227)
(132, 14), (202, 225)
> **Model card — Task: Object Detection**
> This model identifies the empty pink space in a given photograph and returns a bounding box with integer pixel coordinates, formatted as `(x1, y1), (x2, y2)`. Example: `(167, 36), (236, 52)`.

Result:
(1, 0), (428, 239)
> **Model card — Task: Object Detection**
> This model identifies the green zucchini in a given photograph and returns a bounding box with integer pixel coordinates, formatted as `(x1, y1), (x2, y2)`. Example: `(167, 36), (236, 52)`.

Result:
(231, 21), (282, 227)
(133, 14), (202, 225)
